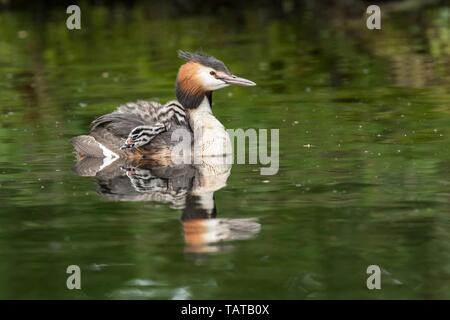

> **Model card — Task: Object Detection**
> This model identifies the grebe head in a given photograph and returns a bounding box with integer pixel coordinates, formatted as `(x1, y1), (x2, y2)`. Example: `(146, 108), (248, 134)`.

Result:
(176, 50), (256, 108)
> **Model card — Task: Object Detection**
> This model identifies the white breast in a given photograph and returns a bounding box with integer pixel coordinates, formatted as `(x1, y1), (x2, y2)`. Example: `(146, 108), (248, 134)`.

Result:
(188, 97), (232, 158)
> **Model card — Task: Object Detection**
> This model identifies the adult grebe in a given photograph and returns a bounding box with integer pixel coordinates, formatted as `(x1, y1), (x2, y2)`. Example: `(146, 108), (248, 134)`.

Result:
(71, 50), (256, 166)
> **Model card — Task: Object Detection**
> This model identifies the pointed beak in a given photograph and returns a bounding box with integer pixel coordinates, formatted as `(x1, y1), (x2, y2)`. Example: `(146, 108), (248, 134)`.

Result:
(221, 74), (256, 86)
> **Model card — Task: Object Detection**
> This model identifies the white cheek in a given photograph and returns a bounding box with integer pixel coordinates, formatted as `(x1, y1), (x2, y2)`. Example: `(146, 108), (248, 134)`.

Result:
(198, 70), (230, 90)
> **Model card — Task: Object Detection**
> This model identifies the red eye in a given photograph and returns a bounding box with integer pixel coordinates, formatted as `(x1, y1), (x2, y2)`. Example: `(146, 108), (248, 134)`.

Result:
(210, 71), (216, 76)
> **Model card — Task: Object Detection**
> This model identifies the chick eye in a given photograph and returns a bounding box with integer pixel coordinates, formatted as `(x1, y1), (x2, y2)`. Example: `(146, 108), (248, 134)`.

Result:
(209, 71), (216, 76)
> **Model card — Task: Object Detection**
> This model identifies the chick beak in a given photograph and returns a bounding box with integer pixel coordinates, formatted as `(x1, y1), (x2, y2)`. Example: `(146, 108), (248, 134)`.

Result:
(221, 74), (256, 86)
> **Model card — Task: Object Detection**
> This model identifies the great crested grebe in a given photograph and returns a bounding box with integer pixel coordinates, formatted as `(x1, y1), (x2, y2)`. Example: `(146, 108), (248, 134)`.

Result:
(71, 50), (256, 165)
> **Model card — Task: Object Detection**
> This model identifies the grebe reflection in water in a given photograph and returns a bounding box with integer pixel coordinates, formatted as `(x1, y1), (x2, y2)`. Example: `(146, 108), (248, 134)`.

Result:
(73, 157), (261, 253)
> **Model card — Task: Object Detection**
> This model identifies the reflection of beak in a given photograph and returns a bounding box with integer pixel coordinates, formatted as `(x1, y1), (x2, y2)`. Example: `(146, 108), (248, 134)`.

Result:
(221, 74), (256, 86)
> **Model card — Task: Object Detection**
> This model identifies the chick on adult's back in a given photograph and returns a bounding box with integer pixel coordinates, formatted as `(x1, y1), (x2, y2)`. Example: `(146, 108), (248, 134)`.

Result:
(71, 50), (256, 167)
